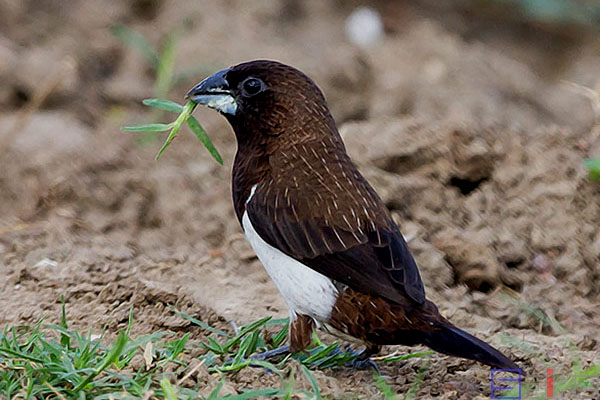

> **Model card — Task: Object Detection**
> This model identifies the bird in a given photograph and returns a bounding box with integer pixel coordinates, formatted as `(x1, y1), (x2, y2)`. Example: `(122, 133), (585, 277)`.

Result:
(186, 60), (520, 371)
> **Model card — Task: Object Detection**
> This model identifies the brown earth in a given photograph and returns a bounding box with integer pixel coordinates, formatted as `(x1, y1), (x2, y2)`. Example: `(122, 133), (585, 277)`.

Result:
(0, 0), (599, 398)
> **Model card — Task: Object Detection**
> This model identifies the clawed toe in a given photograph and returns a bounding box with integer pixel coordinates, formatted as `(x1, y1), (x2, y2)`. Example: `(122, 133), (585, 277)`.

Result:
(346, 355), (380, 372)
(327, 346), (380, 371)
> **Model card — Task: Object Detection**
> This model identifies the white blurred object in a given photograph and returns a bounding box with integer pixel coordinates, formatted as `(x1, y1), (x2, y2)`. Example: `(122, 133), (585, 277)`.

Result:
(345, 6), (384, 48)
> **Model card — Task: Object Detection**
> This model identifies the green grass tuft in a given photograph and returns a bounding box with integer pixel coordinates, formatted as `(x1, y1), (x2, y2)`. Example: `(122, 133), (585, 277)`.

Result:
(584, 158), (600, 181)
(0, 303), (438, 398)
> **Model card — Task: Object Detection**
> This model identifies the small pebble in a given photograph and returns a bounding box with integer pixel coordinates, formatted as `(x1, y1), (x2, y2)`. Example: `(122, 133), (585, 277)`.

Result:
(345, 7), (384, 48)
(532, 254), (550, 272)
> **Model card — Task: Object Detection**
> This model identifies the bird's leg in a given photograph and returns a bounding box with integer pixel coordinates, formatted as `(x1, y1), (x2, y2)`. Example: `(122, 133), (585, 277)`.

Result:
(360, 344), (381, 359)
(345, 344), (381, 372)
(251, 314), (315, 361)
(289, 314), (315, 353)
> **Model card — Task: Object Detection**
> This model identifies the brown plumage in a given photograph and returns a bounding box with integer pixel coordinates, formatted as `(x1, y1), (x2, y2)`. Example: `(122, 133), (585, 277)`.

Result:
(289, 314), (315, 353)
(187, 60), (520, 371)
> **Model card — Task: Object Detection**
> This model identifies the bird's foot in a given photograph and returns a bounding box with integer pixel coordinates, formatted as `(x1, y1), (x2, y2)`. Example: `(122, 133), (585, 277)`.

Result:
(324, 346), (380, 371)
(343, 349), (380, 372)
(249, 344), (291, 361)
(346, 356), (380, 372)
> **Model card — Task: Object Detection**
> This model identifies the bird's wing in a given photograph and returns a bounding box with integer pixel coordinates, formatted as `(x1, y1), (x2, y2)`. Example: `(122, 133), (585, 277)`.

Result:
(245, 157), (426, 305)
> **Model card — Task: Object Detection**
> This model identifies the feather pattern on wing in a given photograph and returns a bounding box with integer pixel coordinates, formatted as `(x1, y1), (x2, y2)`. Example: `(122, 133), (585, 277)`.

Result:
(241, 136), (426, 305)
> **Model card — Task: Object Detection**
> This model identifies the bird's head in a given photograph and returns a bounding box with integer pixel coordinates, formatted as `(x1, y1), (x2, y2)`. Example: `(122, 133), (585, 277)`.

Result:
(186, 60), (336, 144)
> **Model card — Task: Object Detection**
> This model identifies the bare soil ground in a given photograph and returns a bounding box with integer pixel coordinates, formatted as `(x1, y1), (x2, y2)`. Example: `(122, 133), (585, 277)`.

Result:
(1, 1), (599, 398)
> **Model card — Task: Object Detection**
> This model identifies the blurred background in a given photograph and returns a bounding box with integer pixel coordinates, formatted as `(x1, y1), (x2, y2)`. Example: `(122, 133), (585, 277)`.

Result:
(1, 0), (599, 397)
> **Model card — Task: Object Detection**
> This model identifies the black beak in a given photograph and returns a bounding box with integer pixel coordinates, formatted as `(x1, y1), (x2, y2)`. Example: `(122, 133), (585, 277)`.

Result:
(185, 68), (232, 100)
(185, 68), (237, 115)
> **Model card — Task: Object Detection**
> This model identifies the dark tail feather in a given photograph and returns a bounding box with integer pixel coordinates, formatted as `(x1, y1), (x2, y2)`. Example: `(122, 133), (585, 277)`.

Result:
(423, 323), (520, 371)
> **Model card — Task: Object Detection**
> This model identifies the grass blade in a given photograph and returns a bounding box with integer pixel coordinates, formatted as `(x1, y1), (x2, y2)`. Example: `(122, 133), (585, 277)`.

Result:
(584, 158), (600, 181)
(405, 363), (428, 400)
(0, 347), (44, 363)
(583, 158), (600, 169)
(232, 332), (255, 365)
(170, 306), (229, 337)
(154, 33), (178, 98)
(222, 317), (271, 352)
(73, 331), (128, 392)
(248, 359), (282, 376)
(266, 318), (290, 326)
(222, 389), (281, 399)
(271, 324), (288, 348)
(283, 371), (296, 400)
(142, 98), (184, 113)
(203, 337), (226, 355)
(187, 116), (223, 164)
(300, 364), (322, 399)
(166, 333), (189, 361)
(59, 296), (70, 348)
(155, 102), (196, 160)
(301, 342), (339, 365)
(206, 378), (225, 400)
(122, 123), (174, 132)
(160, 378), (178, 400)
(376, 350), (434, 363)
(375, 375), (398, 400)
(212, 360), (251, 373)
(111, 24), (159, 67)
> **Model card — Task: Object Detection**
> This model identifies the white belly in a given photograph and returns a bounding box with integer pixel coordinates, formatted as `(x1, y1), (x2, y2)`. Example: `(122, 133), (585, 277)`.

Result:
(242, 210), (338, 322)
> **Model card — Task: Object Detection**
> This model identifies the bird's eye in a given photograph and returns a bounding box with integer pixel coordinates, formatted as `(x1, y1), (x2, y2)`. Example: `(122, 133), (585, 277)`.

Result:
(241, 77), (264, 96)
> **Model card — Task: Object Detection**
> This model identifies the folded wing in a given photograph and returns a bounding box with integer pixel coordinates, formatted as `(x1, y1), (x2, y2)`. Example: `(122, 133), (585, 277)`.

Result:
(246, 169), (426, 305)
